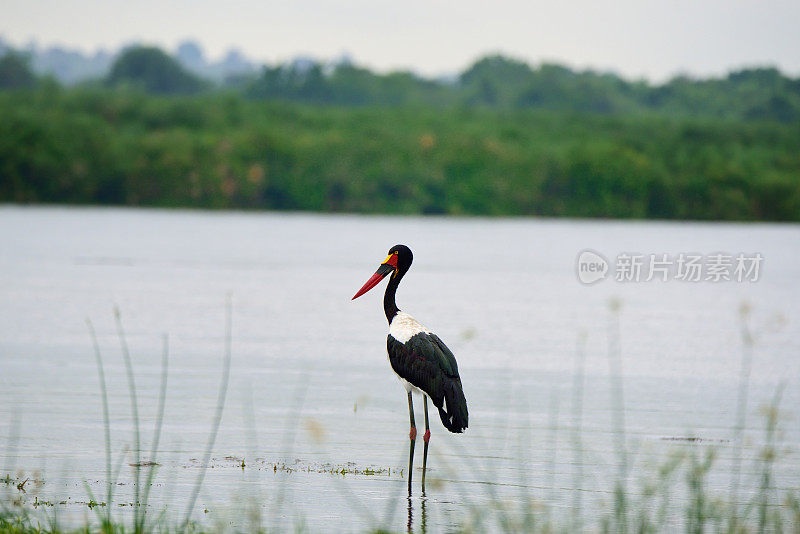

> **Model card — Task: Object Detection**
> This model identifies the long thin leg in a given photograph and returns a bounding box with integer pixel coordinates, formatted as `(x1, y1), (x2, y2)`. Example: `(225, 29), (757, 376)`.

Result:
(422, 395), (430, 492)
(407, 390), (416, 495)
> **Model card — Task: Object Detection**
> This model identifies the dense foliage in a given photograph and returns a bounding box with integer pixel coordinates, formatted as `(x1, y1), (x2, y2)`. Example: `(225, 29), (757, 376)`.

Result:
(243, 55), (800, 123)
(9, 43), (800, 121)
(1, 87), (798, 220)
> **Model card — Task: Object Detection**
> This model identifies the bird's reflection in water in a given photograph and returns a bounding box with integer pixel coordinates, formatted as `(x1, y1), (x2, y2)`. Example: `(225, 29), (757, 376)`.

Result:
(407, 492), (428, 534)
(421, 492), (427, 534)
(407, 496), (413, 533)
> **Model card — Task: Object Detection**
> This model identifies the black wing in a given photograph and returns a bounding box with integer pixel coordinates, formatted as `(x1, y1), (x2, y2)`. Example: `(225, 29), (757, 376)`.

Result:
(387, 332), (468, 433)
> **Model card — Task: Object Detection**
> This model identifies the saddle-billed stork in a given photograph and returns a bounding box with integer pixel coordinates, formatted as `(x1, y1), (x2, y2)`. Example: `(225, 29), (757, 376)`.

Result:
(352, 244), (468, 493)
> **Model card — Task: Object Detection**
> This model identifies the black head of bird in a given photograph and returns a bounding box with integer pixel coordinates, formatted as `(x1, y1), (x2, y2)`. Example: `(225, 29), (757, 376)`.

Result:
(352, 244), (413, 300)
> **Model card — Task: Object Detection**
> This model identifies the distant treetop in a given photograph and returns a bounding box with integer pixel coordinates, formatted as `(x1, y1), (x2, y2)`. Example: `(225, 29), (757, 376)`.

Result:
(106, 46), (205, 95)
(0, 50), (36, 89)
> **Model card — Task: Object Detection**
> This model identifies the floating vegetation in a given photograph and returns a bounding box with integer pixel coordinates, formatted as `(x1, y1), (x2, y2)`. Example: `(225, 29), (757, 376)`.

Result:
(659, 436), (730, 444)
(128, 461), (160, 468)
(178, 456), (398, 478)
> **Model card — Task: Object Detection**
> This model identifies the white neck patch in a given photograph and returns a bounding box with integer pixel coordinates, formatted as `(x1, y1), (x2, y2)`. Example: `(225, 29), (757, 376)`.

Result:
(389, 311), (430, 343)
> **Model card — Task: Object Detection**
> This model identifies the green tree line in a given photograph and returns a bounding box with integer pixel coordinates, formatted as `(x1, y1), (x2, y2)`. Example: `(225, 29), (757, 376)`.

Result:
(1, 87), (798, 220)
(3, 45), (800, 121)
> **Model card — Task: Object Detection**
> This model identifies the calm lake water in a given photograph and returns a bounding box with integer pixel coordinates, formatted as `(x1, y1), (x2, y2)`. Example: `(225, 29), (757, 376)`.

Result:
(1, 206), (799, 532)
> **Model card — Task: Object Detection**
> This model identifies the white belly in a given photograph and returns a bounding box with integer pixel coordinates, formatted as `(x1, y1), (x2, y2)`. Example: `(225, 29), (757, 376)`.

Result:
(399, 377), (421, 394)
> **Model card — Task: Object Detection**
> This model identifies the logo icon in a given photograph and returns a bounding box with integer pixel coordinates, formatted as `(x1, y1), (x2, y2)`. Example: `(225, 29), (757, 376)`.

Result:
(576, 249), (609, 284)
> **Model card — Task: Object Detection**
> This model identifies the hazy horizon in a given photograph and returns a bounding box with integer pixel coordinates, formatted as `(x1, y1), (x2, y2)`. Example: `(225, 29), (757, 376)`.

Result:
(3, 0), (799, 82)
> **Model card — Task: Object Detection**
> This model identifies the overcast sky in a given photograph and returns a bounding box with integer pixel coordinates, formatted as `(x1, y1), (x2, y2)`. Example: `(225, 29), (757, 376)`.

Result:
(3, 0), (799, 81)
